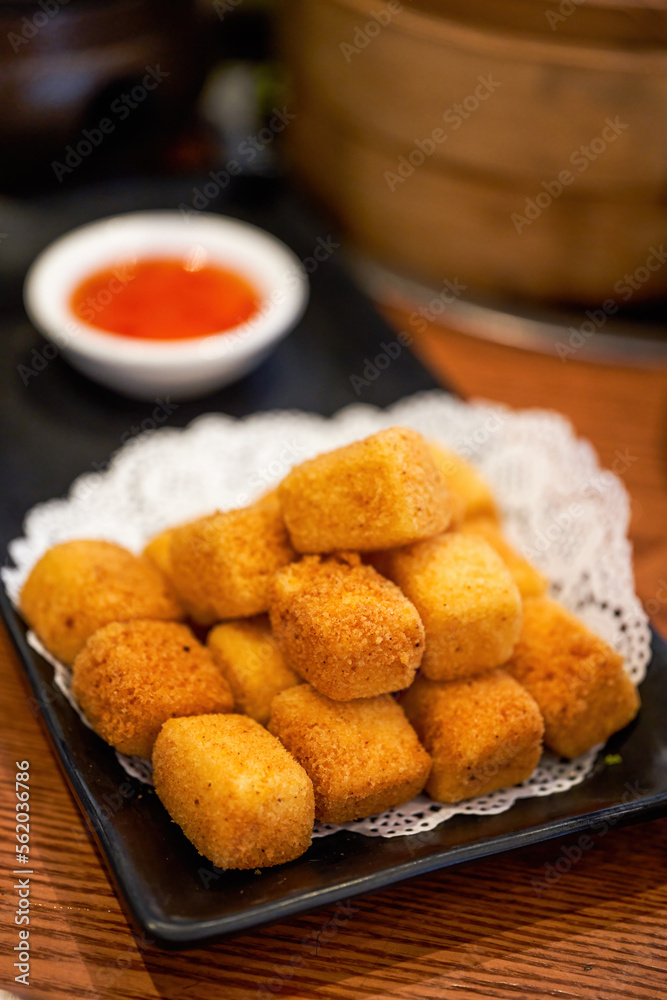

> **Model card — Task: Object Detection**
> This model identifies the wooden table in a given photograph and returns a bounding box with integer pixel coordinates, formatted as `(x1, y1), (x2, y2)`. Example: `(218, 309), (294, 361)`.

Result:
(2, 315), (666, 1000)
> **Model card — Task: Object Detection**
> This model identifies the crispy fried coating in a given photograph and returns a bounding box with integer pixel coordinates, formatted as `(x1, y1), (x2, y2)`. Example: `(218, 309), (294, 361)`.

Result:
(505, 598), (640, 758)
(402, 670), (544, 802)
(72, 620), (234, 758)
(460, 516), (548, 599)
(168, 491), (294, 622)
(269, 553), (425, 700)
(142, 529), (174, 579)
(20, 539), (183, 664)
(278, 427), (452, 553)
(380, 533), (522, 681)
(153, 714), (314, 869)
(427, 442), (498, 526)
(207, 616), (301, 725)
(269, 684), (431, 823)
(143, 527), (214, 625)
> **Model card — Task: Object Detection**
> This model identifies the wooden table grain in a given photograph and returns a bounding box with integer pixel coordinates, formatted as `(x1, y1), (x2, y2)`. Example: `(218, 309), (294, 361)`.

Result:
(2, 316), (666, 1000)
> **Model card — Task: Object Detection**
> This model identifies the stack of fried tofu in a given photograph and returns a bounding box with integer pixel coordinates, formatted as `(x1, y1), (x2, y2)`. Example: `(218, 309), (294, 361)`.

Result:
(20, 426), (640, 870)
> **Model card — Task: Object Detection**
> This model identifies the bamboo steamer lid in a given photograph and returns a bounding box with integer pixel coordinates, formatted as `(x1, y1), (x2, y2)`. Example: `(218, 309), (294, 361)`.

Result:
(283, 0), (667, 302)
(410, 0), (667, 46)
(286, 0), (667, 193)
(289, 98), (667, 303)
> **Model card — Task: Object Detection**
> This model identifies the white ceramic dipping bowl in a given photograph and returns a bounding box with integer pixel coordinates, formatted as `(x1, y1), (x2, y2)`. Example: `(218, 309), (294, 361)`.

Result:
(24, 211), (309, 400)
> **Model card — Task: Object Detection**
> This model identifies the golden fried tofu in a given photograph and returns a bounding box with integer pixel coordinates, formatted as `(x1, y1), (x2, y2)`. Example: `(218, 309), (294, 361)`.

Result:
(142, 528), (174, 579)
(169, 491), (294, 622)
(460, 516), (548, 599)
(278, 427), (452, 553)
(402, 670), (544, 802)
(153, 714), (314, 869)
(20, 539), (183, 664)
(72, 620), (234, 758)
(427, 441), (498, 526)
(207, 616), (301, 725)
(381, 533), (522, 682)
(269, 553), (425, 699)
(143, 527), (214, 625)
(269, 684), (431, 823)
(505, 598), (640, 758)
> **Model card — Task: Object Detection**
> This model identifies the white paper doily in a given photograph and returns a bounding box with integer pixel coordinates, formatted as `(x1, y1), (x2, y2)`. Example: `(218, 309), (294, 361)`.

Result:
(3, 391), (651, 839)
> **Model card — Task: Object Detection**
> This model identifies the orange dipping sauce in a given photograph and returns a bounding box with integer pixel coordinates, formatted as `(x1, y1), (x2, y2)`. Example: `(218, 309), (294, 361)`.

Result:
(70, 257), (260, 340)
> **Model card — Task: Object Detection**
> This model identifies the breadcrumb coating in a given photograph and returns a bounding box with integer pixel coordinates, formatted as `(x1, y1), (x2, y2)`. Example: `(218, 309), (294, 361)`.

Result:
(505, 597), (640, 758)
(169, 491), (294, 621)
(402, 670), (544, 802)
(269, 684), (431, 823)
(278, 427), (452, 552)
(207, 616), (301, 725)
(72, 620), (234, 758)
(381, 533), (522, 681)
(460, 516), (548, 599)
(143, 527), (215, 625)
(20, 539), (183, 664)
(142, 529), (174, 579)
(153, 714), (314, 869)
(427, 442), (498, 526)
(269, 553), (425, 700)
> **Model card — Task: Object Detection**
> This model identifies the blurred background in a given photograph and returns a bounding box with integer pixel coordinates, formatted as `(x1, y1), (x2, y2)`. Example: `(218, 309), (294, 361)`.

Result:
(0, 0), (665, 363)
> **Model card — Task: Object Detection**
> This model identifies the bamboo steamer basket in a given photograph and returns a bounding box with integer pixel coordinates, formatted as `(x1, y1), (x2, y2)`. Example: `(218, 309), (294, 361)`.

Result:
(283, 0), (667, 304)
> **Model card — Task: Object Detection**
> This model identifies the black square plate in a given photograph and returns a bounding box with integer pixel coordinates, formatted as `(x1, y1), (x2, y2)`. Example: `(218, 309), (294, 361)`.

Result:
(2, 177), (665, 948)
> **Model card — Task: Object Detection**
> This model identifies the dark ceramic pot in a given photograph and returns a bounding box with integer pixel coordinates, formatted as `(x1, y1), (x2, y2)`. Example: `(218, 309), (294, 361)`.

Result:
(0, 0), (208, 192)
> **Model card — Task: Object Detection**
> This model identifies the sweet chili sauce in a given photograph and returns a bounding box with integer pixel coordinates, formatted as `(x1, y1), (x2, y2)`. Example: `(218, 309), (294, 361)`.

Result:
(70, 255), (260, 340)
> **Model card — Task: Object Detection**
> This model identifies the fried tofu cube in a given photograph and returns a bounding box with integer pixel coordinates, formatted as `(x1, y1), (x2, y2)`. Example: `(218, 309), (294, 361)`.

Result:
(20, 539), (183, 664)
(153, 714), (314, 869)
(505, 598), (640, 758)
(207, 616), (301, 725)
(381, 533), (522, 681)
(401, 670), (544, 802)
(144, 527), (217, 626)
(72, 620), (234, 758)
(168, 491), (294, 622)
(142, 528), (174, 579)
(269, 553), (425, 699)
(460, 516), (548, 599)
(278, 427), (452, 553)
(269, 684), (431, 822)
(427, 442), (498, 526)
